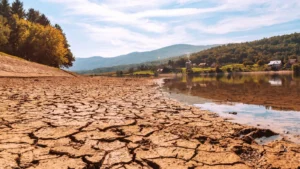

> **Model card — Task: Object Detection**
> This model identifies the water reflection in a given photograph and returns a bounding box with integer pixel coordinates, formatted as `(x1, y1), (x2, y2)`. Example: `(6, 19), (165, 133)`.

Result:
(163, 73), (300, 142)
(164, 73), (300, 111)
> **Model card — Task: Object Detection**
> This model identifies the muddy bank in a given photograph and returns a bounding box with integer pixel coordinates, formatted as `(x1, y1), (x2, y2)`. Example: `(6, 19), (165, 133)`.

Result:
(0, 77), (299, 169)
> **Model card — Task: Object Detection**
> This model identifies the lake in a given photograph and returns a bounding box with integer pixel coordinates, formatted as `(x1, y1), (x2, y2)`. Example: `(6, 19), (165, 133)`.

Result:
(163, 72), (300, 143)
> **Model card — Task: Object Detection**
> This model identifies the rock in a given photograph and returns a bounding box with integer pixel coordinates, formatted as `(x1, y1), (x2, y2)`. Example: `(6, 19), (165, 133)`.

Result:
(228, 112), (238, 115)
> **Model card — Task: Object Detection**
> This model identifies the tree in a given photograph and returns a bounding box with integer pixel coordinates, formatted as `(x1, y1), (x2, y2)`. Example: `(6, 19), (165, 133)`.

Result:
(0, 15), (11, 48)
(0, 0), (11, 18)
(23, 23), (68, 67)
(8, 15), (30, 57)
(54, 24), (75, 68)
(128, 67), (134, 75)
(37, 14), (50, 26)
(26, 8), (40, 23)
(54, 24), (62, 31)
(257, 60), (264, 66)
(11, 0), (25, 19)
(292, 64), (300, 76)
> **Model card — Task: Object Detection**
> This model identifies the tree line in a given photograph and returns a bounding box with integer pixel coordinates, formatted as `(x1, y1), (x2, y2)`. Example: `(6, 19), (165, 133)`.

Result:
(174, 33), (300, 67)
(0, 0), (74, 68)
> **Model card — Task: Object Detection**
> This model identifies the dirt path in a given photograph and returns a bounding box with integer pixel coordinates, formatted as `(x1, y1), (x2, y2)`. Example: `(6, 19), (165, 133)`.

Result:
(0, 77), (299, 169)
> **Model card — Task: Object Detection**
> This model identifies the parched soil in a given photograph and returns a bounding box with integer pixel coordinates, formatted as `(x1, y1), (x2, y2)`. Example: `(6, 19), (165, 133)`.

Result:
(0, 54), (73, 77)
(0, 77), (299, 169)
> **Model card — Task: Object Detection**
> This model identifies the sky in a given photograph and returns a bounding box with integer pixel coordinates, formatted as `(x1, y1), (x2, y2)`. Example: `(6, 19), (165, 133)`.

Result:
(17, 0), (300, 58)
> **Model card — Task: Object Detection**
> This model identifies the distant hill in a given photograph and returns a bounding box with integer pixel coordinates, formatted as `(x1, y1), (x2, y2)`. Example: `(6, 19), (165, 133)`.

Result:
(0, 52), (74, 77)
(185, 33), (300, 67)
(69, 44), (218, 71)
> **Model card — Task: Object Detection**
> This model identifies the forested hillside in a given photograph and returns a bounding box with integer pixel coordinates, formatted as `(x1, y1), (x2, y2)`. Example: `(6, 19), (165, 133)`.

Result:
(183, 33), (300, 66)
(0, 0), (74, 68)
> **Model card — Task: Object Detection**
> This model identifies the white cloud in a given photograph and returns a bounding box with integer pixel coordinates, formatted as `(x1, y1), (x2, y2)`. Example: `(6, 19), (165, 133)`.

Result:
(188, 0), (300, 34)
(42, 0), (300, 57)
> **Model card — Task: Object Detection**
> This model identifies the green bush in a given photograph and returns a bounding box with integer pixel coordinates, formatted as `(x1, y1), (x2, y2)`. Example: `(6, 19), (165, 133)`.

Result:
(216, 66), (223, 73)
(257, 60), (264, 66)
(116, 71), (123, 77)
(243, 61), (254, 66)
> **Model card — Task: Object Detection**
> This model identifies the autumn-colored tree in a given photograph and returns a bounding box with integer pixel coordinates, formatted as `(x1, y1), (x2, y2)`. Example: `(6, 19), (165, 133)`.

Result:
(54, 24), (75, 67)
(22, 23), (68, 67)
(0, 15), (11, 48)
(0, 0), (75, 68)
(8, 15), (30, 56)
(11, 0), (25, 19)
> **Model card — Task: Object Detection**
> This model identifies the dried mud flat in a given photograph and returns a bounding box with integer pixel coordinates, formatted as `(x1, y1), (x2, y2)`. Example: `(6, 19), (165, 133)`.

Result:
(0, 77), (299, 169)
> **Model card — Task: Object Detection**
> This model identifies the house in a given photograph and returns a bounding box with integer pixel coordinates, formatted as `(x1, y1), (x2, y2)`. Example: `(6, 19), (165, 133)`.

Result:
(268, 60), (282, 69)
(199, 63), (207, 67)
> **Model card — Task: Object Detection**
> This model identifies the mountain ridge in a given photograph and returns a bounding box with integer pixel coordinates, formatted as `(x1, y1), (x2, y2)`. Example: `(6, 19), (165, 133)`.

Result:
(69, 44), (218, 71)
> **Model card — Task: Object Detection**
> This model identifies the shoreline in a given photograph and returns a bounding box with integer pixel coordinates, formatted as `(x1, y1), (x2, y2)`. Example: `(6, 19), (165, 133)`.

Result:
(0, 77), (299, 168)
(161, 87), (300, 144)
(158, 70), (293, 77)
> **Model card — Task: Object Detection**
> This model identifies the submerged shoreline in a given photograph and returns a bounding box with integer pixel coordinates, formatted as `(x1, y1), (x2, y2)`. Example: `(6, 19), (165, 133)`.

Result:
(0, 77), (299, 169)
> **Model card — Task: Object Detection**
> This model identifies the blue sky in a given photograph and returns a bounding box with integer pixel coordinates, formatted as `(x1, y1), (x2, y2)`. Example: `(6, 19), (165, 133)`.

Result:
(17, 0), (300, 58)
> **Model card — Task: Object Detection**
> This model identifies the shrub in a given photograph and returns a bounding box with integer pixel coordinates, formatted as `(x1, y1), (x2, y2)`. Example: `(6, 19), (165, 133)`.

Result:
(243, 61), (254, 66)
(162, 67), (172, 73)
(216, 66), (223, 73)
(257, 60), (264, 66)
(116, 71), (123, 77)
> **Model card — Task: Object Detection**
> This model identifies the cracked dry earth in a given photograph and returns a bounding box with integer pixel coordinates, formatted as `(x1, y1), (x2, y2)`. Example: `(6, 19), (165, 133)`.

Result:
(0, 77), (299, 169)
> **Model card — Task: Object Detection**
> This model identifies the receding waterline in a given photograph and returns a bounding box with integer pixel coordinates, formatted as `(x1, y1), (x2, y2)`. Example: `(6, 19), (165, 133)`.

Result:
(163, 73), (300, 143)
(195, 102), (300, 133)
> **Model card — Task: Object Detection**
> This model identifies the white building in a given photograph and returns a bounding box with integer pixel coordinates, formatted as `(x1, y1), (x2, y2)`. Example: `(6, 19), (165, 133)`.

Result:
(268, 60), (282, 69)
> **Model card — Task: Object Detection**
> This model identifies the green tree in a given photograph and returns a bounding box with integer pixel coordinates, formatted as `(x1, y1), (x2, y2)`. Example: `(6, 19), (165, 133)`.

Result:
(257, 60), (264, 66)
(0, 0), (11, 18)
(293, 64), (300, 76)
(11, 0), (25, 19)
(26, 8), (40, 23)
(37, 14), (50, 26)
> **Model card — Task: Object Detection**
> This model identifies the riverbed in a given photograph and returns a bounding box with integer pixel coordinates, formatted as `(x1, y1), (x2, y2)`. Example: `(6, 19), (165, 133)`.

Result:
(0, 77), (299, 168)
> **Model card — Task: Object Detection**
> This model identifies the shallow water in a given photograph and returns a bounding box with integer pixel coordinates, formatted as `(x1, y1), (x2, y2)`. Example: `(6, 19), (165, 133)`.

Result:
(163, 73), (300, 143)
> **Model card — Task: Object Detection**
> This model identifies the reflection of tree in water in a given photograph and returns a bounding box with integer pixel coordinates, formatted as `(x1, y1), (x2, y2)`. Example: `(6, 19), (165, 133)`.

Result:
(165, 74), (300, 111)
(186, 75), (193, 95)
